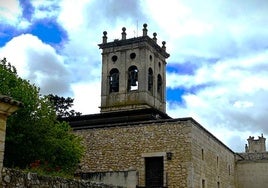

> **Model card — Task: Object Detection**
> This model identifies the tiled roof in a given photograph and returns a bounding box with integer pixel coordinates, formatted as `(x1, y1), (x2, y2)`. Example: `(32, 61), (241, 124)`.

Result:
(62, 108), (171, 130)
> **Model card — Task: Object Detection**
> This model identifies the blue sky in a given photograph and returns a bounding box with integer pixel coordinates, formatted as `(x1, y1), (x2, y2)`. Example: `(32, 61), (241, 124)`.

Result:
(1, 0), (268, 152)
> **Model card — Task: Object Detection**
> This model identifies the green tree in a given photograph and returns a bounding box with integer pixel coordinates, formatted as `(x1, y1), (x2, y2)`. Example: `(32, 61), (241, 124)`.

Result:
(47, 94), (82, 118)
(0, 58), (84, 174)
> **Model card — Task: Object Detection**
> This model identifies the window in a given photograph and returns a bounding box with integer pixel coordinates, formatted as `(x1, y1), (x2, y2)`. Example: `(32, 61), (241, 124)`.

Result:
(157, 74), (162, 98)
(109, 68), (119, 92)
(202, 179), (205, 188)
(217, 182), (220, 188)
(130, 52), (136, 59)
(128, 66), (138, 91)
(201, 149), (204, 160)
(148, 68), (153, 93)
(111, 55), (118, 62)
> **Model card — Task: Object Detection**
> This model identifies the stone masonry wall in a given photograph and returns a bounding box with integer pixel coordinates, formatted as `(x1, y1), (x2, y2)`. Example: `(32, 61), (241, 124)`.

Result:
(236, 152), (268, 188)
(0, 96), (21, 181)
(0, 114), (7, 175)
(191, 123), (236, 188)
(1, 168), (120, 188)
(238, 152), (268, 160)
(75, 120), (193, 188)
(236, 160), (268, 188)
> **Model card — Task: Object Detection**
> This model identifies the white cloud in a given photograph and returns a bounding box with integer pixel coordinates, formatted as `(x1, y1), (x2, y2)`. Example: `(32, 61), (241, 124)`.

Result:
(0, 0), (22, 25)
(166, 49), (268, 151)
(31, 0), (60, 19)
(71, 81), (101, 114)
(142, 0), (268, 64)
(0, 0), (30, 29)
(58, 0), (91, 30)
(0, 34), (72, 96)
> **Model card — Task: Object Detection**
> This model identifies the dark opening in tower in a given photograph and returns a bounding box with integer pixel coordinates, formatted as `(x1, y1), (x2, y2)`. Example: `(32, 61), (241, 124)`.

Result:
(128, 66), (138, 91)
(148, 68), (153, 94)
(157, 74), (163, 99)
(109, 68), (119, 92)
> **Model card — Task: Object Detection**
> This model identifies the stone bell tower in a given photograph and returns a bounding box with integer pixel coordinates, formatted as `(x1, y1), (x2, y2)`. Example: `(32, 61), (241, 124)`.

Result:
(99, 24), (170, 113)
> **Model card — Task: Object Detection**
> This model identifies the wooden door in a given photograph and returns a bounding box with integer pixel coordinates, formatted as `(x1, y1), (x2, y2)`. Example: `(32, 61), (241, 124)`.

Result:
(145, 157), (164, 188)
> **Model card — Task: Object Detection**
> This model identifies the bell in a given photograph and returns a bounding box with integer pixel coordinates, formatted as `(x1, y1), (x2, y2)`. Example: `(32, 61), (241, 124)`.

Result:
(129, 70), (138, 86)
(111, 81), (118, 88)
(110, 74), (119, 92)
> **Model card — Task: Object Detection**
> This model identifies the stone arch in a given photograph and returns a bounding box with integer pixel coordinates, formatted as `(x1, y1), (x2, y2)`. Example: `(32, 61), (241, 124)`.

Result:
(157, 74), (162, 99)
(109, 68), (119, 92)
(148, 68), (153, 93)
(128, 65), (138, 91)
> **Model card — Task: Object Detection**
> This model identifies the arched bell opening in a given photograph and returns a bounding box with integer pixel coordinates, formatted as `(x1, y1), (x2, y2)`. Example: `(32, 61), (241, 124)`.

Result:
(128, 66), (138, 91)
(109, 68), (119, 93)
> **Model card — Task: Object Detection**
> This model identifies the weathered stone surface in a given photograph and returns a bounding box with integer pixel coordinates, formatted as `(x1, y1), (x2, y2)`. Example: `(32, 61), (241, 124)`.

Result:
(1, 168), (120, 188)
(75, 119), (236, 187)
(0, 95), (21, 181)
(236, 160), (268, 188)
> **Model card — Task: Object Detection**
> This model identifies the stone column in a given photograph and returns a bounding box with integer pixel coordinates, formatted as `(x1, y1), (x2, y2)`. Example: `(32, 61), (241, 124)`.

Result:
(0, 95), (22, 181)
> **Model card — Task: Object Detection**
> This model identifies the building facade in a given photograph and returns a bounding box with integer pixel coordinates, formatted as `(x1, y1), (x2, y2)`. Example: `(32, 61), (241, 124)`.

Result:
(65, 24), (268, 188)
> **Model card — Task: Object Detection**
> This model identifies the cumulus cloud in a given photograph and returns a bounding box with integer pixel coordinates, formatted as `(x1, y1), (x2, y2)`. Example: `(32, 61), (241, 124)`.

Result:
(167, 50), (268, 151)
(0, 0), (31, 29)
(31, 0), (60, 20)
(144, 0), (268, 63)
(0, 34), (72, 96)
(0, 0), (22, 25)
(71, 82), (101, 114)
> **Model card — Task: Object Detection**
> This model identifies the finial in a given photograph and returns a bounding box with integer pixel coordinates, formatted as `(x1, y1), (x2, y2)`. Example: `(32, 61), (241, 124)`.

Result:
(103, 31), (107, 43)
(143, 23), (148, 36)
(153, 32), (157, 42)
(122, 27), (126, 40)
(162, 41), (166, 51)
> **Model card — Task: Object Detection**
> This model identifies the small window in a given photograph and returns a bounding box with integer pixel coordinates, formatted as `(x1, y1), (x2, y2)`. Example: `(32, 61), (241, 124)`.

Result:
(158, 62), (161, 69)
(149, 55), (152, 61)
(201, 149), (204, 160)
(217, 182), (220, 188)
(148, 68), (153, 93)
(128, 66), (138, 91)
(130, 52), (136, 60)
(111, 55), (118, 62)
(109, 68), (119, 92)
(217, 156), (219, 167)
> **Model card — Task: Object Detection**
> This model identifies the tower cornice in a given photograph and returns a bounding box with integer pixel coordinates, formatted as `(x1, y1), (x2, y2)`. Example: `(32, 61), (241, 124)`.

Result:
(99, 36), (170, 59)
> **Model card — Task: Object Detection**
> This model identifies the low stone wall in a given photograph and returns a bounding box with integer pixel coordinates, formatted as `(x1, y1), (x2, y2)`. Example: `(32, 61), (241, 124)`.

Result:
(80, 170), (137, 188)
(1, 168), (121, 188)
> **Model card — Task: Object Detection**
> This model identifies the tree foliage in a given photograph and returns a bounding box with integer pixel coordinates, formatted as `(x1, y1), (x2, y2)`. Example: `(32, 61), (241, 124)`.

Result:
(47, 94), (82, 118)
(0, 58), (84, 174)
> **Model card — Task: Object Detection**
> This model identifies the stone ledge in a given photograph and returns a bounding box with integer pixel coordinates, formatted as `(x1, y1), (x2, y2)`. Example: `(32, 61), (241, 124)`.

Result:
(0, 95), (23, 107)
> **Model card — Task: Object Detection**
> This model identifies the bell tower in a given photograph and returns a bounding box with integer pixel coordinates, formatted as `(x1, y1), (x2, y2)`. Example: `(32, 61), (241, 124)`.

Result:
(99, 24), (170, 113)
